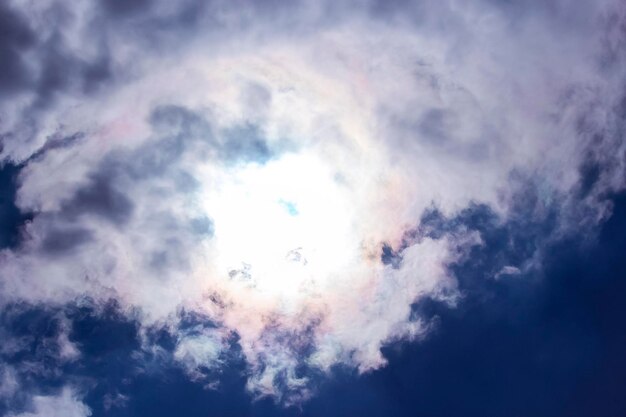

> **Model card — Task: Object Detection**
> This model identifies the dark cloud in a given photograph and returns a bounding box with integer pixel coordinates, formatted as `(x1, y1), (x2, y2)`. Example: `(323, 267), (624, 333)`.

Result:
(81, 54), (113, 94)
(27, 133), (84, 163)
(35, 35), (75, 106)
(147, 237), (189, 271)
(100, 0), (154, 17)
(0, 3), (35, 96)
(96, 0), (212, 52)
(221, 123), (274, 165)
(126, 105), (214, 178)
(383, 101), (497, 164)
(0, 1), (115, 150)
(60, 172), (134, 226)
(417, 108), (452, 143)
(380, 243), (402, 268)
(40, 227), (93, 256)
(189, 216), (214, 237)
(600, 8), (626, 70)
(138, 105), (285, 171)
(33, 36), (113, 108)
(149, 105), (213, 141)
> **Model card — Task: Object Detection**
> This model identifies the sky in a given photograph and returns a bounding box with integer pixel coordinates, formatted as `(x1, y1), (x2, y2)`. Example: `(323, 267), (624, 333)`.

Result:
(0, 0), (626, 416)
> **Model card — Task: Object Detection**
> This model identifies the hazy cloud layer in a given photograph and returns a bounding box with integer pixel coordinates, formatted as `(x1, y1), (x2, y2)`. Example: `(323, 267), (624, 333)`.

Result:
(1, 0), (625, 405)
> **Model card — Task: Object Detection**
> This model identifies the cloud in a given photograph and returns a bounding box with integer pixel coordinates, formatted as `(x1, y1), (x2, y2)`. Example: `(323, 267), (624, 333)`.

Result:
(173, 326), (225, 380)
(0, 365), (18, 400)
(0, 0), (625, 405)
(0, 3), (35, 97)
(6, 387), (91, 417)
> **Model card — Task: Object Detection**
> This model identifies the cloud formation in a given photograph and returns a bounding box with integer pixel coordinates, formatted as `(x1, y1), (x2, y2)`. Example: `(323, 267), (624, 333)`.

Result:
(7, 387), (91, 417)
(1, 0), (625, 405)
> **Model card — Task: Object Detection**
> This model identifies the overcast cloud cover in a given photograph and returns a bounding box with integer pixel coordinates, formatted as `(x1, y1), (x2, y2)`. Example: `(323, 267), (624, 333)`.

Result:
(1, 0), (626, 415)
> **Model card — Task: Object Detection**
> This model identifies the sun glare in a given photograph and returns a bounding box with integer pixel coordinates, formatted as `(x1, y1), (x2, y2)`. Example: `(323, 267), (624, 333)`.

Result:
(201, 152), (357, 303)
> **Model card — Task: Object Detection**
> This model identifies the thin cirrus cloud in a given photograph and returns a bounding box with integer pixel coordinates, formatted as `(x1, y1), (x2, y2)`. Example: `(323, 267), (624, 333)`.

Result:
(0, 0), (625, 409)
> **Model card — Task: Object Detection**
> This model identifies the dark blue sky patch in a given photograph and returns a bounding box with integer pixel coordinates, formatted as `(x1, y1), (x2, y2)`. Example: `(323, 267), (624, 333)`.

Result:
(61, 305), (142, 415)
(0, 300), (141, 407)
(67, 300), (141, 357)
(576, 138), (610, 200)
(143, 325), (178, 353)
(81, 316), (254, 417)
(0, 303), (82, 414)
(1, 300), (147, 416)
(0, 163), (33, 250)
(1, 304), (64, 361)
(98, 364), (249, 417)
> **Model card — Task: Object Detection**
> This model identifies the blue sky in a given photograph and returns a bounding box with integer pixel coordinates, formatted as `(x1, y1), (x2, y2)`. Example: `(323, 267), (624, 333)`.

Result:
(1, 1), (626, 416)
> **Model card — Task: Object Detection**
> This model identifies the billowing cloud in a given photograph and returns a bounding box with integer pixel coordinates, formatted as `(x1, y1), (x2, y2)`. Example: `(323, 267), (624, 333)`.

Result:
(1, 0), (625, 406)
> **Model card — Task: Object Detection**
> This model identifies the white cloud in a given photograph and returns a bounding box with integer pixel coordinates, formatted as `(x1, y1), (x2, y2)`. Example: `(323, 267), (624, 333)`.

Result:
(173, 328), (225, 379)
(7, 387), (91, 417)
(56, 317), (81, 362)
(0, 365), (19, 400)
(0, 0), (625, 404)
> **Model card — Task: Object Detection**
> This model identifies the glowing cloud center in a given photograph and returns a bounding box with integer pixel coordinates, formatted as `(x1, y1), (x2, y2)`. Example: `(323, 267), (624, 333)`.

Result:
(201, 152), (357, 305)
